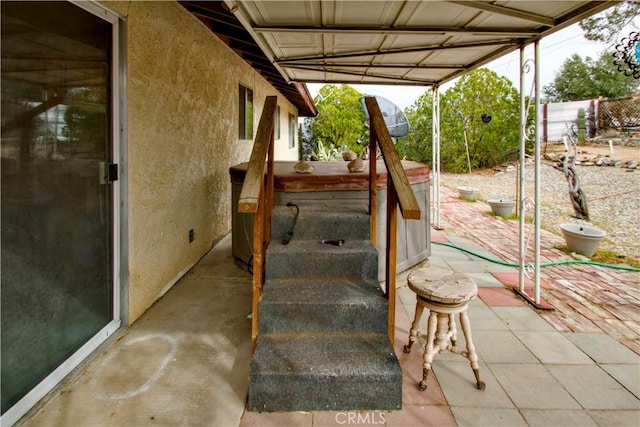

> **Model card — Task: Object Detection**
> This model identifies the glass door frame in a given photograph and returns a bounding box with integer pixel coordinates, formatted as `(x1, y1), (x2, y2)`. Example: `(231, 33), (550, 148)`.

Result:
(1, 1), (125, 424)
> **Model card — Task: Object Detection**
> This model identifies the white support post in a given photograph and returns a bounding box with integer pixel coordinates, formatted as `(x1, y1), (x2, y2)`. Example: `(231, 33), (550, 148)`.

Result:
(432, 85), (442, 229)
(518, 45), (526, 295)
(533, 41), (541, 304)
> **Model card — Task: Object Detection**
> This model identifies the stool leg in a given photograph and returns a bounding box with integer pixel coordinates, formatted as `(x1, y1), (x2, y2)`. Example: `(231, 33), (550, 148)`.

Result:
(419, 311), (439, 391)
(403, 299), (425, 353)
(459, 311), (486, 390)
(448, 313), (457, 348)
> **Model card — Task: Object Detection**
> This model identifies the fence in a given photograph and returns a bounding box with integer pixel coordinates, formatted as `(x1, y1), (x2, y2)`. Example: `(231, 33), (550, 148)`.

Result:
(543, 100), (594, 141)
(597, 95), (640, 131)
(543, 95), (640, 142)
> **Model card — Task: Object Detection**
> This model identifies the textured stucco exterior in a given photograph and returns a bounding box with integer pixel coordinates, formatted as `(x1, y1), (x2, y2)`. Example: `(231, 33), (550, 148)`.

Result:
(102, 1), (299, 322)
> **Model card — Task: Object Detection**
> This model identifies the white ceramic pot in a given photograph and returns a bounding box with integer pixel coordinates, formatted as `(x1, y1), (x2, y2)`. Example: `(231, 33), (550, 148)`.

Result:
(560, 223), (606, 257)
(457, 186), (478, 201)
(487, 199), (515, 217)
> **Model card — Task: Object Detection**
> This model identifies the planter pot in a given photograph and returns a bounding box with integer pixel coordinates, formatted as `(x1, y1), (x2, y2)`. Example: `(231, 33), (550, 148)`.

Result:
(487, 199), (515, 217)
(560, 223), (606, 257)
(457, 186), (478, 201)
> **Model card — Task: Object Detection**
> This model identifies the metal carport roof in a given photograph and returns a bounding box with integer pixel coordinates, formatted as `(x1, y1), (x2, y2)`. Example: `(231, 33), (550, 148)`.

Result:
(214, 1), (614, 88)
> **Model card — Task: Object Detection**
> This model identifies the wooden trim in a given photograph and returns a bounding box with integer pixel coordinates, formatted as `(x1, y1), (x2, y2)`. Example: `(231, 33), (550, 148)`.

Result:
(251, 186), (264, 350)
(369, 130), (377, 246)
(266, 130), (274, 243)
(386, 184), (398, 344)
(238, 96), (277, 213)
(364, 97), (421, 220)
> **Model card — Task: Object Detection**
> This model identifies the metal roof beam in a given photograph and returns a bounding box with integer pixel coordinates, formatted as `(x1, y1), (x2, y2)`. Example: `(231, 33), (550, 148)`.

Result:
(279, 62), (466, 70)
(283, 65), (436, 84)
(276, 39), (517, 63)
(294, 78), (435, 87)
(449, 1), (555, 26)
(253, 25), (540, 37)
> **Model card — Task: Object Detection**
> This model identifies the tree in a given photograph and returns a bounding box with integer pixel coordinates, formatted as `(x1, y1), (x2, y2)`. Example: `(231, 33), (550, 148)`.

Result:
(399, 69), (521, 173)
(543, 52), (639, 102)
(580, 1), (640, 44)
(397, 91), (432, 164)
(440, 69), (520, 172)
(310, 84), (367, 155)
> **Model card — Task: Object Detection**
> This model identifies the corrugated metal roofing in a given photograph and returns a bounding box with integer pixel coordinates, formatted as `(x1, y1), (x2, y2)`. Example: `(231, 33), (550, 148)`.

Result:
(187, 1), (615, 115)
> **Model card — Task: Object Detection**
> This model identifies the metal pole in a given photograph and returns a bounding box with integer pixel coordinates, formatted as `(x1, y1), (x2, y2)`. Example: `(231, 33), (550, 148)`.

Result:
(534, 41), (541, 304)
(432, 85), (442, 229)
(518, 45), (526, 294)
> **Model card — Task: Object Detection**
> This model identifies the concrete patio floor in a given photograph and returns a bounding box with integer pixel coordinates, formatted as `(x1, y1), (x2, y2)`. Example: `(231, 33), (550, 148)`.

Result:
(17, 187), (639, 427)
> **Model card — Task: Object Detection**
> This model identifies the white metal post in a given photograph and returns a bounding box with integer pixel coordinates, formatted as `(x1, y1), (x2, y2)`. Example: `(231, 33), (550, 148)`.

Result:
(518, 45), (526, 294)
(534, 41), (541, 304)
(432, 85), (442, 229)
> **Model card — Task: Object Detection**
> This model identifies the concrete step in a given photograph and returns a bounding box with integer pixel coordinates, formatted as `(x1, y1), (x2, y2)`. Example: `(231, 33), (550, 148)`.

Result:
(248, 332), (402, 412)
(271, 205), (370, 243)
(265, 239), (378, 281)
(260, 276), (387, 334)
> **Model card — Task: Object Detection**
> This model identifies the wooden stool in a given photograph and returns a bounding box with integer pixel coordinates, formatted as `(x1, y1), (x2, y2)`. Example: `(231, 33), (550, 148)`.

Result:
(403, 266), (485, 391)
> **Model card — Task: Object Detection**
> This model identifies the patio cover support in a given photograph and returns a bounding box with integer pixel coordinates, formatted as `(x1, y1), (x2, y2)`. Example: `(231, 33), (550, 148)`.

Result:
(432, 85), (442, 230)
(518, 46), (526, 298)
(533, 41), (542, 304)
(517, 42), (542, 305)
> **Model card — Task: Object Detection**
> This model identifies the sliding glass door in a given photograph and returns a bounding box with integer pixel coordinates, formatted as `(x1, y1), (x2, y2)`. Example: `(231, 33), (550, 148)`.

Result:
(1, 1), (120, 418)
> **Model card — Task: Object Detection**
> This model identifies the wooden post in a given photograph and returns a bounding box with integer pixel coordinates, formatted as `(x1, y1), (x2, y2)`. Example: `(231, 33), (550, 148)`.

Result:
(266, 131), (275, 244)
(369, 129), (377, 246)
(251, 187), (264, 350)
(386, 184), (398, 344)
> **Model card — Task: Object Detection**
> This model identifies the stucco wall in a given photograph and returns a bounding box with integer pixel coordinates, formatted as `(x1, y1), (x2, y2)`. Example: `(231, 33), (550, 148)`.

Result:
(102, 1), (299, 322)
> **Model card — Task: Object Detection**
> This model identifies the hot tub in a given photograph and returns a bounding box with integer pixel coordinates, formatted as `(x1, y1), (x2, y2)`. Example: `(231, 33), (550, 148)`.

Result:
(229, 160), (431, 280)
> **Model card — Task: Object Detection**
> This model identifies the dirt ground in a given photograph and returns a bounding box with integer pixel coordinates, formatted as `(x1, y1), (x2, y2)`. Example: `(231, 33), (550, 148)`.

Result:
(543, 141), (640, 162)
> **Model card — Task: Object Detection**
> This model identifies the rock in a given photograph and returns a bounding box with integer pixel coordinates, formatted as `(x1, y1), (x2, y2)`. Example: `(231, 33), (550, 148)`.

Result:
(342, 150), (357, 161)
(626, 160), (638, 169)
(347, 158), (365, 172)
(293, 160), (314, 174)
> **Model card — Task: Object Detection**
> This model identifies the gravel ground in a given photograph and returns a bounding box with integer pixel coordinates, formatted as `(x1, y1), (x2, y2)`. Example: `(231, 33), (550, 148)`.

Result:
(440, 161), (640, 261)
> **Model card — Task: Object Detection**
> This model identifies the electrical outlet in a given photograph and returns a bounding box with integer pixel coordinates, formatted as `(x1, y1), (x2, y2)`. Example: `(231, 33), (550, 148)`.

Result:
(189, 229), (194, 243)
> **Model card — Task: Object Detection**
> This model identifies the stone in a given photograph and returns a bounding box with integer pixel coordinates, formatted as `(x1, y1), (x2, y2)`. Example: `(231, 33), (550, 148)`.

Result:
(293, 160), (314, 174)
(347, 158), (365, 172)
(342, 150), (357, 161)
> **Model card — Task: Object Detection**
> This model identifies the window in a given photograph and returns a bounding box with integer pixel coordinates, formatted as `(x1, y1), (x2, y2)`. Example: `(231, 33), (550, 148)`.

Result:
(275, 106), (281, 140)
(288, 114), (296, 149)
(238, 84), (253, 140)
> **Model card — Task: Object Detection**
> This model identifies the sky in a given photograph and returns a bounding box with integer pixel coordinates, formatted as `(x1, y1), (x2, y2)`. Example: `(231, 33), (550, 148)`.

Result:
(305, 23), (611, 110)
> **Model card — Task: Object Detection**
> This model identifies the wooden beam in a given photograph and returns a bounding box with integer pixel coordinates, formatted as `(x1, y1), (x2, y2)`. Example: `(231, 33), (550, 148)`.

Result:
(369, 130), (377, 246)
(238, 96), (277, 213)
(386, 184), (398, 344)
(365, 97), (421, 220)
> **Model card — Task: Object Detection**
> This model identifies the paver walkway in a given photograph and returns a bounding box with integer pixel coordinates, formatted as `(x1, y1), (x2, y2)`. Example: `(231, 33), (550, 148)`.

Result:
(435, 186), (640, 355)
(18, 189), (640, 427)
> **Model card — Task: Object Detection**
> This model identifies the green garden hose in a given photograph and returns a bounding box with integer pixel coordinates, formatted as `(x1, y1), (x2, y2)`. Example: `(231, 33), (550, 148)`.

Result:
(432, 241), (640, 272)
